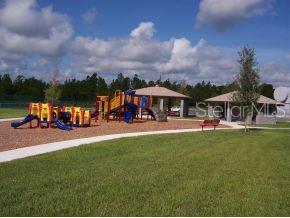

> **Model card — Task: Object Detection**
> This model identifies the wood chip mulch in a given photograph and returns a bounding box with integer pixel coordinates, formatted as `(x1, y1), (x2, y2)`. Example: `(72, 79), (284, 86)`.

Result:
(0, 119), (228, 152)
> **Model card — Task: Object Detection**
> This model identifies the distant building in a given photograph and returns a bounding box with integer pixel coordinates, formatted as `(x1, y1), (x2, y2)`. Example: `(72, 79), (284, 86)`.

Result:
(204, 91), (277, 123)
(274, 87), (290, 118)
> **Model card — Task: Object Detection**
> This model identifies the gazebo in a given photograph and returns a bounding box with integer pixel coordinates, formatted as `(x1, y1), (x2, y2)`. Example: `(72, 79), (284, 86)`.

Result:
(134, 86), (191, 117)
(205, 91), (277, 122)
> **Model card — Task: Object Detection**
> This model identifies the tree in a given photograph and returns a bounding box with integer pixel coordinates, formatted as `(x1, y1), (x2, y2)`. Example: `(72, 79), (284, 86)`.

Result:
(221, 81), (238, 94)
(22, 77), (46, 99)
(0, 74), (13, 95)
(178, 79), (190, 96)
(109, 73), (130, 94)
(259, 83), (274, 98)
(96, 76), (108, 95)
(148, 80), (155, 87)
(13, 75), (25, 94)
(162, 79), (172, 89)
(86, 73), (98, 98)
(233, 46), (260, 132)
(131, 74), (146, 89)
(191, 81), (214, 104)
(44, 70), (62, 105)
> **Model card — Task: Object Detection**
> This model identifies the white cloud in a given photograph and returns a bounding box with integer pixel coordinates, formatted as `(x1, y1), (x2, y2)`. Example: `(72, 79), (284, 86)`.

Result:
(260, 61), (290, 87)
(196, 0), (273, 31)
(70, 22), (238, 84)
(0, 0), (73, 73)
(119, 37), (173, 63)
(0, 1), (287, 87)
(0, 60), (8, 71)
(82, 8), (98, 23)
(130, 22), (156, 39)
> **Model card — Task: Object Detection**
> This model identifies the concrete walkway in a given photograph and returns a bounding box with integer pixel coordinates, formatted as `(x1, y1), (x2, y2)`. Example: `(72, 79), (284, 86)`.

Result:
(215, 121), (290, 130)
(220, 120), (244, 129)
(0, 127), (235, 163)
(249, 126), (290, 130)
(168, 117), (244, 129)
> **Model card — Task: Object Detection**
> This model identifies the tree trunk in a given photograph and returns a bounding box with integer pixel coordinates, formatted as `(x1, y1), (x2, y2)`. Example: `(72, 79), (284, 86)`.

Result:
(244, 111), (250, 132)
(244, 118), (248, 132)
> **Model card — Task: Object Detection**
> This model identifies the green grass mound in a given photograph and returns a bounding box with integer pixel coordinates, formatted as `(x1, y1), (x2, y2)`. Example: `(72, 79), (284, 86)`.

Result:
(0, 130), (289, 216)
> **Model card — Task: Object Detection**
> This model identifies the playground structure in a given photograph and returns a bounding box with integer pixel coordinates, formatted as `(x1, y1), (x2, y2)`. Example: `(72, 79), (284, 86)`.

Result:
(11, 103), (95, 131)
(63, 106), (92, 127)
(96, 90), (156, 123)
(10, 88), (173, 131)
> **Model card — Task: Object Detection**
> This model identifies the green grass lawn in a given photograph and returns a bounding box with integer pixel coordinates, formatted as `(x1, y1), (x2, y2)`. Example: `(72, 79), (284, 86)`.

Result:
(0, 130), (289, 216)
(251, 121), (290, 128)
(0, 107), (27, 119)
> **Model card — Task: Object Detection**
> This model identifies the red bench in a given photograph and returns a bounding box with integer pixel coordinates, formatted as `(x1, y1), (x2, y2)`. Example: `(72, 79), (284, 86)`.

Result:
(200, 119), (220, 131)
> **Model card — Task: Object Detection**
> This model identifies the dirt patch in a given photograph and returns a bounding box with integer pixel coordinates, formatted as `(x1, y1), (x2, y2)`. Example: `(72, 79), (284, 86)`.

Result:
(0, 119), (229, 152)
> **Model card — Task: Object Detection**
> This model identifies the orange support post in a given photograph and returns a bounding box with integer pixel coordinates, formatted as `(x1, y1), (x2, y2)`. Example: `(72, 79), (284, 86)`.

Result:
(29, 103), (32, 128)
(107, 97), (110, 122)
(95, 94), (99, 122)
(81, 109), (85, 127)
(38, 103), (42, 128)
(119, 92), (123, 122)
(48, 104), (52, 128)
(71, 106), (75, 124)
(88, 111), (92, 127)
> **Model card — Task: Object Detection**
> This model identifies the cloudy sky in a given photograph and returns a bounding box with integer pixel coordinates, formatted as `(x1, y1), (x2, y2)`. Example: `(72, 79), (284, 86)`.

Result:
(0, 0), (289, 86)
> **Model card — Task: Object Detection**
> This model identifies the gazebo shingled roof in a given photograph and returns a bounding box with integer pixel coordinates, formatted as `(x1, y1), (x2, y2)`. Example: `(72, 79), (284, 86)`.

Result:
(135, 86), (191, 99)
(205, 91), (277, 104)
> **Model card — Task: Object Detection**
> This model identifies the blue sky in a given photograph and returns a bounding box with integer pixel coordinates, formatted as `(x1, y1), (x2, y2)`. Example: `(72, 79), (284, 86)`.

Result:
(0, 0), (289, 86)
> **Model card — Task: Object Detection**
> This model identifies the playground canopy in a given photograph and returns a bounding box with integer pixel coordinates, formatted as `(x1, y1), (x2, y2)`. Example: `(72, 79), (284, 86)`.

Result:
(134, 86), (191, 99)
(205, 91), (277, 104)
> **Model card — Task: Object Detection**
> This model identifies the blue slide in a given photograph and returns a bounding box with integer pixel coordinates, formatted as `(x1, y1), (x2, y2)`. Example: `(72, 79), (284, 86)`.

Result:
(124, 100), (138, 123)
(11, 114), (38, 128)
(53, 118), (72, 131)
(91, 111), (97, 118)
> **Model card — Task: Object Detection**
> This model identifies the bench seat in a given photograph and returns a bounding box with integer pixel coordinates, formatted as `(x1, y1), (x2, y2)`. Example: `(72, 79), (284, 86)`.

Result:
(200, 119), (220, 131)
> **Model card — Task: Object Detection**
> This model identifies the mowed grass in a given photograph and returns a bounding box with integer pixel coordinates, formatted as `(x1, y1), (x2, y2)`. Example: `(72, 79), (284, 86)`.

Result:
(0, 130), (290, 216)
(0, 107), (27, 119)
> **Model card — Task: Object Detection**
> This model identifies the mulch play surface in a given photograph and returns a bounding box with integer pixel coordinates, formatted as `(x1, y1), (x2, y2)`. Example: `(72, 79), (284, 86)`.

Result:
(0, 119), (228, 152)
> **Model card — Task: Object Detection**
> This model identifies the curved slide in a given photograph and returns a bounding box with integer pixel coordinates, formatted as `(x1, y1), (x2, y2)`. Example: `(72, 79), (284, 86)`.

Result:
(146, 107), (167, 122)
(11, 114), (38, 128)
(124, 100), (138, 123)
(53, 118), (72, 131)
(146, 107), (158, 120)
